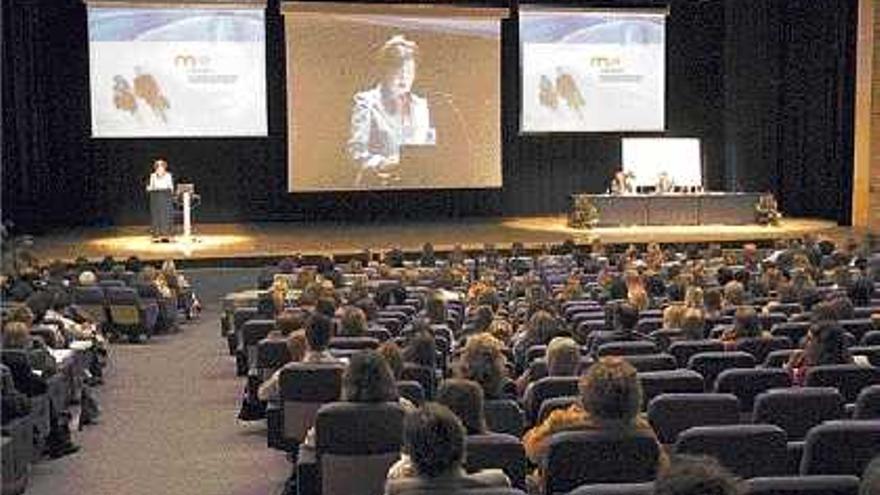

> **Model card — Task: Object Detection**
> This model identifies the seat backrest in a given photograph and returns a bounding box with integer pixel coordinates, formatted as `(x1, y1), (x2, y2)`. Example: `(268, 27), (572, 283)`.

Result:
(397, 380), (425, 406)
(567, 483), (655, 495)
(736, 337), (793, 364)
(525, 376), (580, 423)
(853, 384), (880, 419)
(328, 336), (380, 351)
(242, 319), (275, 346)
(623, 354), (677, 373)
(597, 341), (658, 357)
(804, 364), (880, 402)
(839, 319), (874, 343)
(536, 396), (580, 425)
(638, 369), (706, 407)
(743, 475), (860, 495)
(648, 329), (686, 352)
(484, 399), (525, 437)
(675, 424), (788, 478)
(800, 420), (880, 476)
(714, 368), (792, 412)
(860, 331), (880, 346)
(687, 351), (756, 390)
(279, 363), (344, 442)
(647, 393), (740, 445)
(635, 318), (663, 335)
(669, 340), (725, 368)
(256, 340), (290, 372)
(105, 286), (139, 305)
(401, 364), (436, 400)
(771, 322), (811, 345)
(233, 307), (259, 333)
(465, 433), (527, 490)
(752, 387), (844, 440)
(763, 349), (798, 368)
(544, 429), (659, 494)
(315, 401), (405, 495)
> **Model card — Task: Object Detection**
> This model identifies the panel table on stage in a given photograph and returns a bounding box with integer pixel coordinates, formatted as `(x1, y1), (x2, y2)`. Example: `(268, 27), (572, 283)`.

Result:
(571, 192), (763, 227)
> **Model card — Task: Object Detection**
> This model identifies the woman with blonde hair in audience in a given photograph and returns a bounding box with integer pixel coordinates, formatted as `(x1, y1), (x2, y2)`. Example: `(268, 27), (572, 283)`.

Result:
(663, 304), (686, 330)
(680, 308), (706, 340)
(684, 286), (704, 309)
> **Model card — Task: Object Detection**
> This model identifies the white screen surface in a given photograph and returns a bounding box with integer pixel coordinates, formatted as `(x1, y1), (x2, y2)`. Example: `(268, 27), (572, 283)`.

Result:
(520, 9), (665, 133)
(622, 138), (702, 187)
(285, 6), (503, 192)
(88, 6), (267, 138)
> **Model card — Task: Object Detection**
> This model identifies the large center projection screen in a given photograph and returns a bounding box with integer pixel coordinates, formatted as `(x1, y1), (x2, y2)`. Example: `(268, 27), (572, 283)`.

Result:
(520, 9), (666, 133)
(88, 5), (267, 138)
(285, 5), (503, 191)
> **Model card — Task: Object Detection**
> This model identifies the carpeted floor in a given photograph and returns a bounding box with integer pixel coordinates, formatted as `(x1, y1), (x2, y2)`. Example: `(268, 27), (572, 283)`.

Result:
(26, 268), (290, 495)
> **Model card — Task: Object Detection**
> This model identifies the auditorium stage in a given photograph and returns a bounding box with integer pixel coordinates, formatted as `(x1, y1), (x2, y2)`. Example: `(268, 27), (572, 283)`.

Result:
(26, 215), (843, 266)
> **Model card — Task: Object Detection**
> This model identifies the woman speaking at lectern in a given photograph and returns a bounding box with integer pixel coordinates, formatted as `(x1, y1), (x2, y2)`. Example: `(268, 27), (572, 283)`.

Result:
(146, 158), (174, 242)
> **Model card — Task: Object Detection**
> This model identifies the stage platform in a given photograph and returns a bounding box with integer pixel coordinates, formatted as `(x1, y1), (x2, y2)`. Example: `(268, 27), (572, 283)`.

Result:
(26, 215), (844, 266)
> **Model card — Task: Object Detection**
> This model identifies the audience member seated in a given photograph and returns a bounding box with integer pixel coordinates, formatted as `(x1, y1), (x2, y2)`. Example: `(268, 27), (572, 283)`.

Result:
(1, 321), (78, 458)
(0, 363), (30, 425)
(518, 336), (580, 396)
(721, 306), (768, 346)
(587, 303), (648, 355)
(655, 454), (741, 495)
(257, 314), (338, 401)
(680, 308), (706, 341)
(456, 333), (514, 400)
(336, 305), (368, 337)
(384, 403), (510, 495)
(785, 321), (853, 386)
(522, 356), (665, 489)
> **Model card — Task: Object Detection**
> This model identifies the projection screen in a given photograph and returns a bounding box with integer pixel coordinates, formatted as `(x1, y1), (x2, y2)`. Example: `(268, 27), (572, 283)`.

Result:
(520, 7), (666, 133)
(284, 3), (504, 192)
(88, 2), (267, 138)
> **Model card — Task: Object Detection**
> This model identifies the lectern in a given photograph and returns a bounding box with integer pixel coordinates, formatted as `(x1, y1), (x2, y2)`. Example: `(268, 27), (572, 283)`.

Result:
(176, 183), (197, 241)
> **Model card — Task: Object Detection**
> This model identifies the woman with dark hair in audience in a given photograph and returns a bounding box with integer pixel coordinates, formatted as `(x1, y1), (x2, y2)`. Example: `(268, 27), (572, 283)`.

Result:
(721, 306), (768, 346)
(456, 333), (513, 400)
(786, 321), (853, 386)
(340, 350), (401, 403)
(849, 275), (875, 307)
(387, 379), (492, 481)
(511, 310), (563, 368)
(336, 305), (367, 337)
(655, 455), (742, 495)
(523, 356), (665, 488)
(378, 341), (405, 380)
(436, 379), (489, 436)
(385, 403), (510, 494)
(403, 326), (437, 370)
(462, 304), (494, 339)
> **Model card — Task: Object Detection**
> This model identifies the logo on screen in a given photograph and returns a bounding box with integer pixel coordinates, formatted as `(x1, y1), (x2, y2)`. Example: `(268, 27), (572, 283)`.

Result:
(590, 56), (621, 68)
(174, 55), (210, 68)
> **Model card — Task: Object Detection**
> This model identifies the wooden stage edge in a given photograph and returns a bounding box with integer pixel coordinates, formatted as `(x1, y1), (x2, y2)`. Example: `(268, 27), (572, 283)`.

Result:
(28, 215), (847, 267)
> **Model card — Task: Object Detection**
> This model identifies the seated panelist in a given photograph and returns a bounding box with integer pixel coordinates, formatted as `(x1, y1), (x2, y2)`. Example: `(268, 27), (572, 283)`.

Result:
(656, 171), (674, 194)
(610, 170), (634, 195)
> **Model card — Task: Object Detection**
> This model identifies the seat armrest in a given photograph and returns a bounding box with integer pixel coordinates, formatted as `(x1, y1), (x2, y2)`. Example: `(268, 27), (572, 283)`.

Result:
(296, 444), (319, 495)
(786, 441), (804, 475)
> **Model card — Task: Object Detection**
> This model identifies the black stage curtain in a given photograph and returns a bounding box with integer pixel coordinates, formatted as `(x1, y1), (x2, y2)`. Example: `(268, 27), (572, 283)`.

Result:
(0, 0), (856, 231)
(723, 0), (856, 225)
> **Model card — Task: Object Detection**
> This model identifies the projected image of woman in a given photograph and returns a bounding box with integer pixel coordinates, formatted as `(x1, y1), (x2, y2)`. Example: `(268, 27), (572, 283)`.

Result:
(347, 35), (433, 187)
